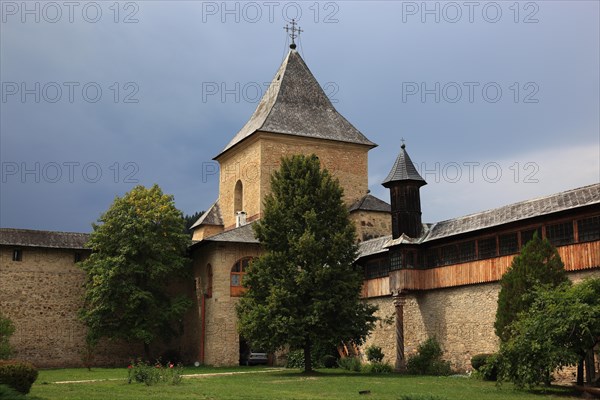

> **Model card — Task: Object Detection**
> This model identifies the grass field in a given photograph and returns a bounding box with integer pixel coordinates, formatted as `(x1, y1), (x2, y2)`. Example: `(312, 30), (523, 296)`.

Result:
(27, 367), (583, 400)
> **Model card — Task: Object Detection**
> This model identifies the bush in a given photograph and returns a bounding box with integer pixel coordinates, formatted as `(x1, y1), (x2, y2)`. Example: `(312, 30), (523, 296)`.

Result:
(365, 345), (385, 363)
(127, 359), (183, 386)
(478, 354), (499, 381)
(337, 356), (362, 372)
(0, 360), (38, 394)
(470, 353), (491, 371)
(362, 361), (393, 374)
(0, 384), (25, 400)
(321, 355), (338, 368)
(0, 313), (15, 360)
(285, 349), (325, 369)
(285, 350), (305, 369)
(406, 338), (452, 376)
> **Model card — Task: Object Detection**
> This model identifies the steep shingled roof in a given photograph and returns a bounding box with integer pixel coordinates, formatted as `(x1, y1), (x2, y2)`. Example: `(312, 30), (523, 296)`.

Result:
(382, 144), (426, 187)
(423, 183), (600, 242)
(349, 194), (391, 213)
(215, 49), (376, 159)
(190, 201), (223, 230)
(203, 222), (259, 244)
(0, 228), (89, 249)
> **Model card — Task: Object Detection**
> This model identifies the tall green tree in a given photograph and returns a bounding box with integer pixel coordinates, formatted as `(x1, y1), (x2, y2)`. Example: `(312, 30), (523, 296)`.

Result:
(236, 155), (377, 372)
(79, 185), (192, 358)
(494, 233), (569, 342)
(498, 278), (600, 388)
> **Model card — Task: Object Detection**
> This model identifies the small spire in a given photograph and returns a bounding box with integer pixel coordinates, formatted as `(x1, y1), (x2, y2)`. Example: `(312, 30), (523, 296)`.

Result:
(284, 19), (303, 49)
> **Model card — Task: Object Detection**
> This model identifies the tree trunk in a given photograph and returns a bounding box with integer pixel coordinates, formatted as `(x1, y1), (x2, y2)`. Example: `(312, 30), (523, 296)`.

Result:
(577, 358), (584, 386)
(585, 349), (596, 385)
(303, 339), (312, 373)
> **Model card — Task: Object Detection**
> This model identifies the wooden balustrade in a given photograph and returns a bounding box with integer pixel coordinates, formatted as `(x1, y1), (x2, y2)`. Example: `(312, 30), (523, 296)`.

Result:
(362, 241), (600, 297)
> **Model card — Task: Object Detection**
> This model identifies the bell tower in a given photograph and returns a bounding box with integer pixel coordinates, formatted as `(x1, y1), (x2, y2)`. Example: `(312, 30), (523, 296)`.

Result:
(382, 142), (427, 239)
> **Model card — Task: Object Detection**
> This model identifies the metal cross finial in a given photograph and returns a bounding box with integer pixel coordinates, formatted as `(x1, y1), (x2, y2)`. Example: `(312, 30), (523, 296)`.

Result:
(401, 137), (406, 149)
(284, 19), (303, 49)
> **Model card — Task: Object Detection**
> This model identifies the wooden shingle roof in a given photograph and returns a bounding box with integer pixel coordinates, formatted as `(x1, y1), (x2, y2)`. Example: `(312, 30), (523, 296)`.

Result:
(423, 183), (600, 242)
(215, 49), (376, 159)
(360, 183), (600, 256)
(202, 222), (259, 244)
(382, 144), (426, 187)
(190, 201), (223, 229)
(0, 228), (89, 249)
(349, 194), (391, 213)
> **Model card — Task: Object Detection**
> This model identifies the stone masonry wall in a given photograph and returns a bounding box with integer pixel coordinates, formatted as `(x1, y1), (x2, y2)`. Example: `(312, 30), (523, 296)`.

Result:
(192, 242), (262, 366)
(0, 247), (139, 367)
(217, 138), (262, 229)
(0, 246), (198, 368)
(260, 133), (370, 210)
(350, 210), (391, 242)
(364, 269), (600, 372)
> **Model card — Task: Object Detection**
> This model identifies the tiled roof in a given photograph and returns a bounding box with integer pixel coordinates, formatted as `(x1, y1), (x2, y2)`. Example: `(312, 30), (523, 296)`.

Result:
(215, 50), (376, 159)
(423, 183), (600, 242)
(349, 194), (391, 213)
(203, 222), (259, 244)
(358, 235), (391, 258)
(382, 144), (426, 186)
(190, 201), (223, 229)
(0, 228), (89, 249)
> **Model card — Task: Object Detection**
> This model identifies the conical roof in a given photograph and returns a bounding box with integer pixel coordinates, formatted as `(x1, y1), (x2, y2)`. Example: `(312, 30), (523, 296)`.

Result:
(382, 144), (426, 187)
(215, 49), (376, 159)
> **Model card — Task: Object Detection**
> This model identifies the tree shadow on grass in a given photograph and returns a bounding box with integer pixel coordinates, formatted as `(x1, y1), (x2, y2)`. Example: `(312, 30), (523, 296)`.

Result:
(524, 385), (587, 398)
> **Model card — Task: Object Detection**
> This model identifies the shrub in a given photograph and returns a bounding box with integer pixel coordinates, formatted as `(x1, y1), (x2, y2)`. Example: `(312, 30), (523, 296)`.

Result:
(362, 361), (393, 374)
(285, 349), (324, 369)
(0, 384), (25, 400)
(285, 350), (305, 369)
(406, 338), (452, 376)
(127, 359), (184, 386)
(321, 355), (338, 368)
(0, 360), (38, 394)
(470, 353), (491, 371)
(337, 356), (362, 372)
(365, 345), (384, 363)
(478, 354), (499, 381)
(0, 313), (15, 360)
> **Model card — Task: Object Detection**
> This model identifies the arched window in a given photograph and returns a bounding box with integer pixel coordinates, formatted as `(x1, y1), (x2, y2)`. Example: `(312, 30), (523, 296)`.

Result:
(230, 257), (252, 297)
(206, 264), (213, 298)
(234, 180), (243, 214)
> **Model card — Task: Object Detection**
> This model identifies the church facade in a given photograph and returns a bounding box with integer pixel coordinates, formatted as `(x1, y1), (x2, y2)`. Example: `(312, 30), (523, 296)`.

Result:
(0, 45), (599, 371)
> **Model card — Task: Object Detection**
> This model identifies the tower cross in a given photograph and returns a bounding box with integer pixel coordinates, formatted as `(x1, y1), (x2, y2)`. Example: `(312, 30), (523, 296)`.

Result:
(284, 19), (303, 49)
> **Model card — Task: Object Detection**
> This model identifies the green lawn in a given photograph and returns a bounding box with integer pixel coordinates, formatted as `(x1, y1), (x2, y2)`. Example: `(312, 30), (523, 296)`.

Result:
(27, 368), (582, 400)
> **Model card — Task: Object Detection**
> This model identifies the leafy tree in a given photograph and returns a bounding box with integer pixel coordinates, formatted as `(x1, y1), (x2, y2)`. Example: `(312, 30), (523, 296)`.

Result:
(79, 185), (192, 358)
(236, 155), (377, 372)
(0, 312), (15, 359)
(498, 279), (600, 388)
(494, 233), (568, 342)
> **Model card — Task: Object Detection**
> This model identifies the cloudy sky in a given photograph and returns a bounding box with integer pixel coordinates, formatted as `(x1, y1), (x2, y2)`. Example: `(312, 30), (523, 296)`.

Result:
(1, 1), (598, 233)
